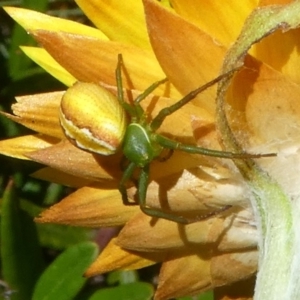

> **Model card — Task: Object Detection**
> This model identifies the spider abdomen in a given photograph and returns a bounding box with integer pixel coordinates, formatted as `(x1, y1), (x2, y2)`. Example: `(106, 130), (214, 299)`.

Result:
(59, 82), (127, 155)
(123, 123), (162, 167)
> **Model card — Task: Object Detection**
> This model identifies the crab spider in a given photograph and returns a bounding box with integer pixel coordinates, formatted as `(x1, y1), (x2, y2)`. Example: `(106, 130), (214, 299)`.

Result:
(60, 54), (275, 224)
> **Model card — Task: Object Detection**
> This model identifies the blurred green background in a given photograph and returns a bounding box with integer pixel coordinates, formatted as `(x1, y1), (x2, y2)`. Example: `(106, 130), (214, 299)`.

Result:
(0, 1), (214, 299)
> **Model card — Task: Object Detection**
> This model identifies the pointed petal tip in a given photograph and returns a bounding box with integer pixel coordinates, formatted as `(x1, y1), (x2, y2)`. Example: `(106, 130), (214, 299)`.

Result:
(35, 187), (139, 227)
(84, 238), (160, 277)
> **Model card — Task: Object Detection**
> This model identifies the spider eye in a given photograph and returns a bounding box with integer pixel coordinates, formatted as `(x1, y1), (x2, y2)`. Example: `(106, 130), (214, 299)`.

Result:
(59, 82), (127, 155)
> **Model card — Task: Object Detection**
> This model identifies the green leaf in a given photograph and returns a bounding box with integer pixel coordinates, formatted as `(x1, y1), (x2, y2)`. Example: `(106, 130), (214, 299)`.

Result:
(88, 282), (154, 300)
(36, 222), (94, 250)
(1, 180), (45, 300)
(32, 242), (98, 300)
(20, 198), (94, 250)
(178, 290), (213, 300)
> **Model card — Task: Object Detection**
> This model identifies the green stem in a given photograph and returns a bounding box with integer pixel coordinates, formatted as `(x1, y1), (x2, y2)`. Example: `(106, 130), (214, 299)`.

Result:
(215, 1), (300, 299)
(246, 168), (296, 299)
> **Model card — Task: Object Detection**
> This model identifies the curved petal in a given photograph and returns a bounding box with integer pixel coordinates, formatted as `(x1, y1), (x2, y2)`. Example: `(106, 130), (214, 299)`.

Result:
(35, 187), (139, 227)
(30, 30), (181, 99)
(117, 213), (211, 251)
(26, 140), (122, 181)
(158, 250), (257, 299)
(32, 167), (93, 188)
(251, 28), (300, 84)
(172, 0), (257, 47)
(0, 135), (57, 160)
(155, 250), (212, 299)
(132, 167), (248, 213)
(6, 90), (64, 139)
(4, 6), (108, 39)
(85, 238), (162, 277)
(230, 58), (300, 146)
(117, 209), (256, 252)
(21, 47), (76, 86)
(211, 251), (257, 287)
(143, 0), (226, 115)
(75, 0), (150, 49)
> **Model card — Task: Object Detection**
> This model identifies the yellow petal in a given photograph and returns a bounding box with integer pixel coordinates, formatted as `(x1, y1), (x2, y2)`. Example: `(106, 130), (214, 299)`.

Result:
(4, 91), (64, 139)
(230, 58), (300, 146)
(75, 0), (150, 48)
(172, 0), (257, 47)
(139, 168), (247, 213)
(30, 30), (180, 99)
(85, 238), (162, 277)
(26, 140), (122, 181)
(211, 251), (257, 287)
(102, 84), (208, 138)
(150, 151), (210, 182)
(4, 6), (108, 40)
(21, 47), (76, 86)
(0, 135), (57, 160)
(156, 249), (258, 299)
(35, 188), (139, 227)
(143, 0), (226, 115)
(255, 0), (300, 84)
(259, 0), (291, 4)
(32, 167), (92, 188)
(117, 209), (256, 252)
(251, 28), (300, 84)
(155, 250), (212, 300)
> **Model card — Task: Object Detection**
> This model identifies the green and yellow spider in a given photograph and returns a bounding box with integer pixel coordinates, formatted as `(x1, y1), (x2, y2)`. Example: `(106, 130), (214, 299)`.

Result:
(59, 54), (275, 224)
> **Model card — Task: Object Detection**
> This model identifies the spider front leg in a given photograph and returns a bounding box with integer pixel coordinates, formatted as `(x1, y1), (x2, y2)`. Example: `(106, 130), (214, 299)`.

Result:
(150, 69), (238, 131)
(115, 53), (167, 119)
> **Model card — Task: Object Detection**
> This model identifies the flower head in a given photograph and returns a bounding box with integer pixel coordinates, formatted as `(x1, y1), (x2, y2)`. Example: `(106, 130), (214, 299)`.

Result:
(2, 1), (300, 299)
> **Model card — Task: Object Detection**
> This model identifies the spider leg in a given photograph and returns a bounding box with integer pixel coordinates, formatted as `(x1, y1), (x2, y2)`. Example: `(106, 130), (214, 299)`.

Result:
(116, 54), (136, 117)
(150, 69), (238, 131)
(116, 54), (167, 119)
(138, 165), (189, 224)
(155, 134), (276, 159)
(137, 168), (231, 223)
(134, 78), (168, 104)
(119, 161), (137, 205)
(132, 78), (168, 120)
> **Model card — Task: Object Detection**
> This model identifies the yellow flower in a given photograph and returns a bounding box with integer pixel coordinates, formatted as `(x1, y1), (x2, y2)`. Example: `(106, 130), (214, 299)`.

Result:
(2, 0), (300, 299)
